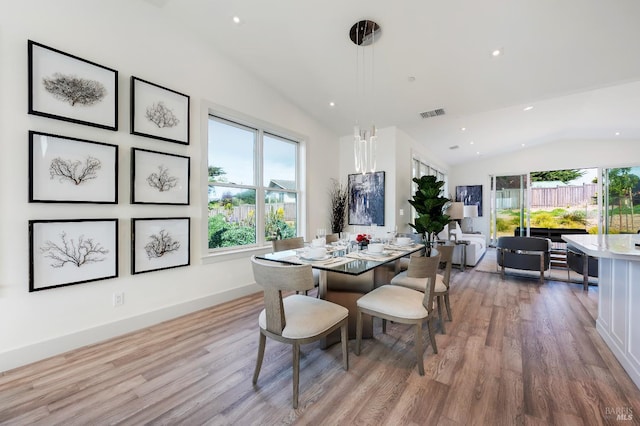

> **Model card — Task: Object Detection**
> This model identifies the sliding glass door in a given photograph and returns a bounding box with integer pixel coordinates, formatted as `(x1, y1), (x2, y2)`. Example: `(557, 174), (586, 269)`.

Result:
(490, 174), (529, 245)
(603, 166), (640, 234)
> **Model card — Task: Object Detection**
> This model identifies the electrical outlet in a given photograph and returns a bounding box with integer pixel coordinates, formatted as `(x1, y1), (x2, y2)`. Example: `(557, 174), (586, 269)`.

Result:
(113, 292), (124, 307)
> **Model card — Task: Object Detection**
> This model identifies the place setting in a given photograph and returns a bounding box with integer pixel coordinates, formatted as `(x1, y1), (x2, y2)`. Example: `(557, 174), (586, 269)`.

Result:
(293, 246), (353, 267)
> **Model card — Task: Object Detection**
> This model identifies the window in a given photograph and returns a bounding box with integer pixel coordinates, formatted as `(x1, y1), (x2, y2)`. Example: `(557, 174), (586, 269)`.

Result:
(207, 115), (299, 250)
(411, 158), (447, 193)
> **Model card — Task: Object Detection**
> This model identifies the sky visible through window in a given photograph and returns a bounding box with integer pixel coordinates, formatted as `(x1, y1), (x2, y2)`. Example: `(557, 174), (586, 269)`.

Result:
(208, 118), (296, 187)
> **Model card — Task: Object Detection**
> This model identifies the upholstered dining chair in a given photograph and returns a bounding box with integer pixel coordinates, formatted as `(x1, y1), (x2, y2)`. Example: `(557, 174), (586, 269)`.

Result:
(324, 233), (339, 244)
(272, 236), (305, 252)
(272, 237), (320, 295)
(390, 244), (454, 334)
(250, 256), (349, 408)
(355, 252), (441, 376)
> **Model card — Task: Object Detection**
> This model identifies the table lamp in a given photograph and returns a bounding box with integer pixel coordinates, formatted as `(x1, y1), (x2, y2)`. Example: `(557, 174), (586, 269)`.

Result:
(463, 204), (479, 233)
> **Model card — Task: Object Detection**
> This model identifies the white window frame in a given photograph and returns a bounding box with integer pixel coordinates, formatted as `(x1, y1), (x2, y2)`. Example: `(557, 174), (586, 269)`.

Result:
(201, 102), (307, 262)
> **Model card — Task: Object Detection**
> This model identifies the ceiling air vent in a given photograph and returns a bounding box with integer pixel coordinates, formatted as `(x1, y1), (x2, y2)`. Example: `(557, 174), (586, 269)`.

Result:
(449, 145), (459, 150)
(420, 108), (446, 119)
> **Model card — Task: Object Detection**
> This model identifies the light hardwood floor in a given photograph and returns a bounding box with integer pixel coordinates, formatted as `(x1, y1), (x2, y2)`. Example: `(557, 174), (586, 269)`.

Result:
(2, 261), (640, 425)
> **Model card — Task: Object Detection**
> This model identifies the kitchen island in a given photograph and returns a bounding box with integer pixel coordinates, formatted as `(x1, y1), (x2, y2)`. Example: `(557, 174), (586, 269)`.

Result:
(562, 234), (640, 390)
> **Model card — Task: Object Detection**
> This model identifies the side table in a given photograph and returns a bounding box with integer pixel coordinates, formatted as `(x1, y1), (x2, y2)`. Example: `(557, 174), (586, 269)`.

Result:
(454, 239), (470, 271)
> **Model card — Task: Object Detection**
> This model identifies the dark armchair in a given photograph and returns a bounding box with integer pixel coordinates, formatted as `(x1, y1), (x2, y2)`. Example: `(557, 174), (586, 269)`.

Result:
(496, 236), (552, 283)
(567, 244), (598, 291)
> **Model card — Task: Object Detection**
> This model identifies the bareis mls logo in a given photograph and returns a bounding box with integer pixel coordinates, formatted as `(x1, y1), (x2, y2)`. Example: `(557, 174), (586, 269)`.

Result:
(604, 406), (633, 421)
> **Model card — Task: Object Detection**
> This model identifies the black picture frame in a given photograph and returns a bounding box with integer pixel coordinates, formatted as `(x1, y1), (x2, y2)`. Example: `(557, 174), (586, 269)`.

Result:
(28, 40), (118, 130)
(29, 219), (119, 292)
(131, 217), (190, 275)
(29, 131), (118, 204)
(348, 171), (385, 226)
(456, 185), (483, 216)
(130, 76), (190, 145)
(131, 148), (190, 205)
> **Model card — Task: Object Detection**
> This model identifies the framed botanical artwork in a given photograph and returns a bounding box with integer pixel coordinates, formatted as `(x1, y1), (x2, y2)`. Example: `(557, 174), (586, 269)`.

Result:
(29, 219), (119, 292)
(455, 184), (483, 216)
(348, 171), (385, 226)
(130, 76), (190, 145)
(28, 40), (118, 130)
(29, 131), (118, 203)
(131, 217), (190, 274)
(131, 148), (190, 205)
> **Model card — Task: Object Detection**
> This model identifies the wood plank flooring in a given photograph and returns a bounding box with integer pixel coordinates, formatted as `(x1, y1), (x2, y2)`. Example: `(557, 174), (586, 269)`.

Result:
(1, 259), (640, 425)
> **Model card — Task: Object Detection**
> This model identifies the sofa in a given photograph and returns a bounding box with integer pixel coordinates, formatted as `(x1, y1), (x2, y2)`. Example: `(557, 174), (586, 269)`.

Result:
(437, 222), (487, 267)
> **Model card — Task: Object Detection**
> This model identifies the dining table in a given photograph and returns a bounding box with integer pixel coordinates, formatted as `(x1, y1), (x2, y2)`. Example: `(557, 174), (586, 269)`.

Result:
(256, 241), (426, 344)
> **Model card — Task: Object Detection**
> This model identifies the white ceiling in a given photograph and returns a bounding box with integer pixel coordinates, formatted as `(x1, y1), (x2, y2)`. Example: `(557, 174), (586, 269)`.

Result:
(143, 0), (640, 166)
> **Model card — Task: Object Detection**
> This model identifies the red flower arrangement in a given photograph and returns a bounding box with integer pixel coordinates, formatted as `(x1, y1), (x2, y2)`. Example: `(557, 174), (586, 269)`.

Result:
(356, 233), (371, 245)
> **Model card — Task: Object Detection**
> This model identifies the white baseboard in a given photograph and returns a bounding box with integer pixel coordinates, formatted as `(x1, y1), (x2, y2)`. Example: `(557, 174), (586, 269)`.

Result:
(0, 283), (261, 373)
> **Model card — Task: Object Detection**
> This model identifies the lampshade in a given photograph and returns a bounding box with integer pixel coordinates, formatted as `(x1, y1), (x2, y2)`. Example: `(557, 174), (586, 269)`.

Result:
(463, 204), (479, 218)
(446, 202), (464, 220)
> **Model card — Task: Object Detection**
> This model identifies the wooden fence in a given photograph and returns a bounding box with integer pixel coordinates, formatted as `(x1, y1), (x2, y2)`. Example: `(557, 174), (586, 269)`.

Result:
(208, 202), (297, 221)
(496, 184), (597, 209)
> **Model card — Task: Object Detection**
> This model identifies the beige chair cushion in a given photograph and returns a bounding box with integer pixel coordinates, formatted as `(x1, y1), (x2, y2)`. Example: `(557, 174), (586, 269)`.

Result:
(434, 274), (447, 293)
(391, 271), (446, 294)
(357, 285), (428, 320)
(390, 271), (426, 292)
(259, 294), (348, 339)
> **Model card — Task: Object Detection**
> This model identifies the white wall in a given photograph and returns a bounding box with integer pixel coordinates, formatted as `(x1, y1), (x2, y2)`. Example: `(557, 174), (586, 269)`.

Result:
(338, 126), (449, 235)
(0, 0), (339, 371)
(449, 139), (640, 238)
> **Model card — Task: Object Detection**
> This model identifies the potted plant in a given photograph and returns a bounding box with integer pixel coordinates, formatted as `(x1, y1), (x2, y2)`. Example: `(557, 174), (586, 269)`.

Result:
(408, 175), (451, 248)
(329, 179), (348, 234)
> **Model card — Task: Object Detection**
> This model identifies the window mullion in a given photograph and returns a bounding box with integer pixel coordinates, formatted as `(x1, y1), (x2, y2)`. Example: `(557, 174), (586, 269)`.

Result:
(255, 129), (265, 245)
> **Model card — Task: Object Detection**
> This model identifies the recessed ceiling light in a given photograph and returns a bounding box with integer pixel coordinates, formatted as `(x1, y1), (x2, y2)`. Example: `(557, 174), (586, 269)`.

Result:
(329, 101), (335, 107)
(470, 141), (474, 145)
(476, 151), (481, 155)
(615, 131), (621, 136)
(232, 16), (241, 24)
(461, 127), (466, 132)
(491, 48), (503, 57)
(521, 143), (526, 147)
(523, 106), (534, 111)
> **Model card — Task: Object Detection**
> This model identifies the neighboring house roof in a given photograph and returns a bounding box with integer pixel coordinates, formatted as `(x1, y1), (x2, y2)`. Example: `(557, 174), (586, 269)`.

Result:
(268, 179), (296, 190)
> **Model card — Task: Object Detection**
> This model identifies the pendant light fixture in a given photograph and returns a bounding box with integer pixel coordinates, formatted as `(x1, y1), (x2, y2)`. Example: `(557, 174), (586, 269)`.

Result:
(350, 20), (381, 174)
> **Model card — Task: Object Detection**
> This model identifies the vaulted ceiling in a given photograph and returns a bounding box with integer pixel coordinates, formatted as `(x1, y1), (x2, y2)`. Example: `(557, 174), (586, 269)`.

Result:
(142, 0), (640, 165)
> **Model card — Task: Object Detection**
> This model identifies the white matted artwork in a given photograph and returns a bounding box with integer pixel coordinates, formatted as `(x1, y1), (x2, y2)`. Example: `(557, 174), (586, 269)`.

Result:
(28, 40), (118, 130)
(132, 217), (190, 274)
(130, 76), (190, 145)
(29, 219), (118, 291)
(29, 131), (118, 203)
(131, 147), (190, 205)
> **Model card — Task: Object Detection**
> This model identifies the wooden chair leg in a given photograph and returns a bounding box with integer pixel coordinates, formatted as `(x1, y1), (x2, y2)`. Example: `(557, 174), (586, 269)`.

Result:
(437, 296), (446, 334)
(427, 318), (438, 354)
(414, 323), (424, 375)
(253, 332), (266, 384)
(341, 323), (349, 370)
(444, 293), (453, 321)
(292, 343), (300, 409)
(355, 310), (363, 356)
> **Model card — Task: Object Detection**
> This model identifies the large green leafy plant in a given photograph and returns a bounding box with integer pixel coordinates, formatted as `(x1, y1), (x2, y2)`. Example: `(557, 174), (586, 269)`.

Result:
(408, 175), (451, 244)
